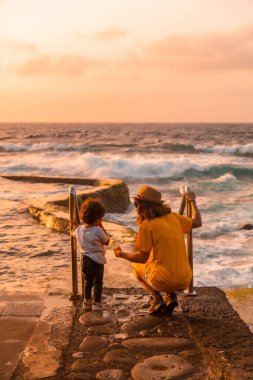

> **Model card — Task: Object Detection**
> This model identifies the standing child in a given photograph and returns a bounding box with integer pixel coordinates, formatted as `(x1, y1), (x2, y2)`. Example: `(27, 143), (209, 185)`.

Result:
(72, 198), (110, 311)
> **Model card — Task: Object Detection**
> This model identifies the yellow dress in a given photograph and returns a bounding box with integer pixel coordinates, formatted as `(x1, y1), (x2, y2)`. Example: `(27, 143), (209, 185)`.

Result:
(132, 212), (192, 292)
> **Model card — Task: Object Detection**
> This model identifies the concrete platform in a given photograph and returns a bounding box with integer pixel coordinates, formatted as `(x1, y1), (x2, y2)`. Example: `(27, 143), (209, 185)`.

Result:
(5, 287), (253, 380)
(0, 293), (44, 380)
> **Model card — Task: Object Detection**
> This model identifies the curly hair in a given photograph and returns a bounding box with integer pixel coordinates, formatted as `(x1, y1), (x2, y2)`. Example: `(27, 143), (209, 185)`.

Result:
(79, 198), (105, 224)
(135, 200), (171, 224)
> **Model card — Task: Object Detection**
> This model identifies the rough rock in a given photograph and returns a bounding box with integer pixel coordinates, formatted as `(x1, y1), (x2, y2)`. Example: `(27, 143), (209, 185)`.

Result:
(109, 343), (124, 350)
(118, 317), (129, 323)
(113, 294), (130, 300)
(113, 333), (128, 340)
(88, 325), (114, 335)
(79, 336), (107, 351)
(103, 349), (136, 365)
(66, 372), (93, 380)
(121, 316), (162, 333)
(79, 312), (113, 327)
(178, 349), (199, 358)
(131, 354), (194, 380)
(239, 223), (253, 230)
(96, 369), (126, 380)
(122, 337), (193, 351)
(72, 352), (84, 359)
(115, 308), (131, 318)
(71, 359), (101, 372)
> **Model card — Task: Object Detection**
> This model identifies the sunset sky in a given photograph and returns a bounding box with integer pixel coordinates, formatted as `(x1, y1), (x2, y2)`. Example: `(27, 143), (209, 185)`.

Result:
(0, 0), (253, 122)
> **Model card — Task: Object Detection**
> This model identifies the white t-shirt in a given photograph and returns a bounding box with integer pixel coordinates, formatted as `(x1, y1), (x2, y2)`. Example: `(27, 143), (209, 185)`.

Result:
(72, 225), (108, 264)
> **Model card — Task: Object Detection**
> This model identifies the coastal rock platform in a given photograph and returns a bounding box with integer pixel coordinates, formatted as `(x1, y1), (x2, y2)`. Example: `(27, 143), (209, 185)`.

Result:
(1, 175), (130, 233)
(8, 287), (253, 380)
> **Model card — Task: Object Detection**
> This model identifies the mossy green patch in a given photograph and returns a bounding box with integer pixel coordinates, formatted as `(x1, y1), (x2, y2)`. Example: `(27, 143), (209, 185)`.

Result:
(226, 288), (253, 301)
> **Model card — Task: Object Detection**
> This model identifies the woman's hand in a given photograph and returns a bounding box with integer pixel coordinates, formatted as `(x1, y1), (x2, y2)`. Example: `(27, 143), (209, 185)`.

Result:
(185, 191), (202, 228)
(185, 191), (196, 202)
(113, 244), (123, 258)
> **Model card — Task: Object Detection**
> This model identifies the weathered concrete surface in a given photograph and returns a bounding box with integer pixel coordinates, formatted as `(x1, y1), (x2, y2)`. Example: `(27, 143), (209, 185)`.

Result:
(0, 288), (253, 380)
(182, 287), (253, 379)
(6, 293), (74, 380)
(10, 287), (253, 380)
(0, 293), (44, 380)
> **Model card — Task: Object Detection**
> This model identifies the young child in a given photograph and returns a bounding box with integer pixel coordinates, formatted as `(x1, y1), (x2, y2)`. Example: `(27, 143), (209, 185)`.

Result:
(72, 198), (110, 311)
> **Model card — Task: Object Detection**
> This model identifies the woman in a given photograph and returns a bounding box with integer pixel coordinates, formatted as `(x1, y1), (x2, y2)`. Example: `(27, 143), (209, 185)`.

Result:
(114, 185), (202, 316)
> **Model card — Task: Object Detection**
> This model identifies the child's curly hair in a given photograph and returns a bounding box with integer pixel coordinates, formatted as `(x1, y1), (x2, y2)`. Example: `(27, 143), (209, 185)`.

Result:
(79, 198), (105, 224)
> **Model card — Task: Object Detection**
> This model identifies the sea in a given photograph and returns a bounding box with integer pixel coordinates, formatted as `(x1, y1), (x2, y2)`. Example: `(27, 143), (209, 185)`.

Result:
(0, 123), (252, 292)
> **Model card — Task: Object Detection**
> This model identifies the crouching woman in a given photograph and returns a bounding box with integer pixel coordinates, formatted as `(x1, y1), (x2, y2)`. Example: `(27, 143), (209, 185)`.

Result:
(114, 185), (202, 316)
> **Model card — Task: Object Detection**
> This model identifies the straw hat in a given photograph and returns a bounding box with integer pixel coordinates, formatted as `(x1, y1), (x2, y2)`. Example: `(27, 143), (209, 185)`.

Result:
(133, 185), (163, 205)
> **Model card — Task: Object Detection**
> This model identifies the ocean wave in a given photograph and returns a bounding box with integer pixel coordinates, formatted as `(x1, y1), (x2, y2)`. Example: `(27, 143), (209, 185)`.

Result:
(0, 141), (196, 154)
(0, 142), (134, 153)
(146, 143), (198, 154)
(197, 222), (237, 238)
(197, 173), (238, 192)
(196, 143), (253, 156)
(0, 141), (197, 154)
(31, 250), (60, 258)
(1, 140), (253, 157)
(210, 173), (237, 183)
(77, 154), (252, 180)
(2, 152), (252, 180)
(187, 165), (253, 179)
(0, 142), (82, 152)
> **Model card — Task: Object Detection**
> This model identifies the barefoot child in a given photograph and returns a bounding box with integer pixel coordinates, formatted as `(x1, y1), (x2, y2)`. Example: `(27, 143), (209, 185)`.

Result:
(72, 198), (110, 311)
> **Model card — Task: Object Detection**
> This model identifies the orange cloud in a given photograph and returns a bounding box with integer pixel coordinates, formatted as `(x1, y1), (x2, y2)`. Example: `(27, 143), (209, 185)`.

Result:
(8, 24), (253, 80)
(13, 53), (103, 76)
(145, 25), (253, 71)
(0, 37), (37, 54)
(94, 27), (128, 41)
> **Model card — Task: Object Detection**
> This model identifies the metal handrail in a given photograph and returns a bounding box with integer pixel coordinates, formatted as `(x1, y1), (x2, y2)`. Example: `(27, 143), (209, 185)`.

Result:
(69, 185), (81, 300)
(179, 185), (197, 296)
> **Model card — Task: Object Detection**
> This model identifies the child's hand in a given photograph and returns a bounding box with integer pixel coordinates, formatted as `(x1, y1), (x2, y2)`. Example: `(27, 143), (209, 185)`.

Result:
(71, 221), (77, 229)
(113, 244), (122, 258)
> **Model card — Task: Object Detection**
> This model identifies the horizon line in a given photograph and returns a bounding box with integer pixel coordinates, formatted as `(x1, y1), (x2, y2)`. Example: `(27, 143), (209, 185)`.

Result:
(0, 121), (253, 124)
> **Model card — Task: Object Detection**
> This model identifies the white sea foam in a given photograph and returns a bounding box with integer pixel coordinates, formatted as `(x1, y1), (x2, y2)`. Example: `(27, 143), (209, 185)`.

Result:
(0, 142), (83, 152)
(1, 151), (246, 179)
(0, 143), (27, 152)
(1, 140), (253, 156)
(194, 266), (253, 287)
(211, 173), (237, 183)
(197, 222), (237, 238)
(196, 143), (253, 155)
